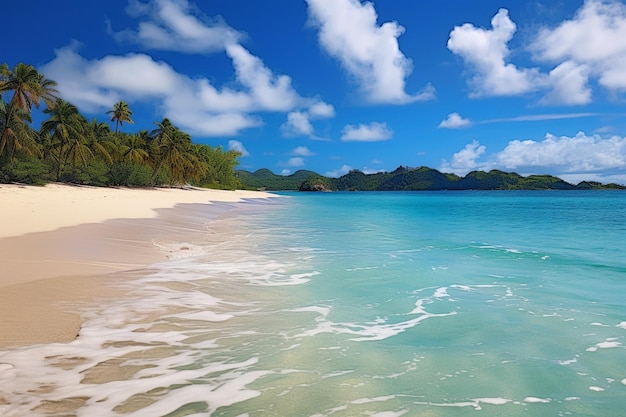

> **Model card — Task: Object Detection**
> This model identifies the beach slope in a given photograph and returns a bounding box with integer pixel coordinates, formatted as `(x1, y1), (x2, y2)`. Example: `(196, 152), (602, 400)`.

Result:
(0, 184), (275, 347)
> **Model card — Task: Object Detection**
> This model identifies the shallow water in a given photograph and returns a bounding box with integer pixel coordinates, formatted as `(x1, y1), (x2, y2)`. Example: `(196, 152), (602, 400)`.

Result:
(1, 191), (625, 416)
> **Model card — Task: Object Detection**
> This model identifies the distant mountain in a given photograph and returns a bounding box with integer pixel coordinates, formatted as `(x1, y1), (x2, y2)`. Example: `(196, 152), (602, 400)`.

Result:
(236, 167), (626, 191)
(235, 169), (320, 191)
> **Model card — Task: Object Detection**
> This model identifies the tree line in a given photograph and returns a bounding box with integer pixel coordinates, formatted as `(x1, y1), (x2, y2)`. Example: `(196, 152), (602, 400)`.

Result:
(238, 166), (626, 191)
(0, 62), (242, 188)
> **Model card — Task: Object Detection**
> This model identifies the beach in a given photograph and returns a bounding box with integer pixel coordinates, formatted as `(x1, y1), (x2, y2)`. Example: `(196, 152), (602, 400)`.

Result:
(0, 184), (275, 348)
(1, 190), (624, 416)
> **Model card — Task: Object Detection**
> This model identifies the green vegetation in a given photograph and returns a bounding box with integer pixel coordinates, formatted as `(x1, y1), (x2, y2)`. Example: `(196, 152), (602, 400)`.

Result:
(237, 166), (626, 191)
(0, 62), (242, 189)
(236, 169), (320, 191)
(299, 175), (334, 192)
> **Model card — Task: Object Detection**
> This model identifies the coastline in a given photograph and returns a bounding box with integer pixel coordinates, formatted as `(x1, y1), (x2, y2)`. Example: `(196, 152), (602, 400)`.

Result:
(0, 184), (276, 348)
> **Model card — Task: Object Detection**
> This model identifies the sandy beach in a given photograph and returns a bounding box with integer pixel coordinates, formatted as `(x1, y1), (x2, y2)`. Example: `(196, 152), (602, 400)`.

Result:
(0, 184), (275, 348)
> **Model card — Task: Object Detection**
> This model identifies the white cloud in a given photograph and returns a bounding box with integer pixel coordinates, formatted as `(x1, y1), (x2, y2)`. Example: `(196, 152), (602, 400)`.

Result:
(325, 164), (353, 178)
(539, 61), (592, 105)
(228, 139), (249, 156)
(280, 169), (292, 176)
(226, 43), (299, 112)
(440, 140), (486, 175)
(441, 132), (626, 183)
(282, 111), (314, 137)
(450, 2), (626, 104)
(287, 157), (305, 167)
(448, 8), (546, 97)
(308, 101), (336, 118)
(531, 0), (626, 91)
(438, 112), (472, 129)
(559, 172), (626, 185)
(281, 100), (335, 138)
(41, 41), (312, 137)
(291, 146), (315, 157)
(362, 167), (386, 174)
(494, 132), (626, 172)
(306, 0), (434, 104)
(341, 122), (393, 142)
(53, 0), (335, 137)
(115, 0), (242, 53)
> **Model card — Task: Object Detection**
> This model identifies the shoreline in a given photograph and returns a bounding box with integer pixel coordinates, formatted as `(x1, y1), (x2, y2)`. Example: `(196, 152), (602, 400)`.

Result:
(0, 184), (276, 348)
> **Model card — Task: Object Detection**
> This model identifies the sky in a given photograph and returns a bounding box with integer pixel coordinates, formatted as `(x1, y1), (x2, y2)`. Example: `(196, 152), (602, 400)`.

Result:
(5, 0), (626, 184)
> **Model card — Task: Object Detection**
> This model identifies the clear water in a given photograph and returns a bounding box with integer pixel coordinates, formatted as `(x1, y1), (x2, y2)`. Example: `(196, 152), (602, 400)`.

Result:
(1, 191), (626, 416)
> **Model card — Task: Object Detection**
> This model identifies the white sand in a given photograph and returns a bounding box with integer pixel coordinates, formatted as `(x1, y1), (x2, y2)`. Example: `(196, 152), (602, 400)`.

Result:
(0, 183), (274, 239)
(0, 184), (276, 348)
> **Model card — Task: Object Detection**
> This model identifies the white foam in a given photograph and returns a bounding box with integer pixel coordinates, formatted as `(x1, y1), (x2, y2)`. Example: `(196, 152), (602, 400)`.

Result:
(415, 397), (511, 411)
(589, 386), (605, 391)
(166, 310), (234, 322)
(367, 411), (408, 417)
(617, 321), (626, 329)
(0, 240), (306, 417)
(351, 395), (396, 404)
(587, 339), (622, 351)
(433, 287), (450, 298)
(524, 397), (551, 403)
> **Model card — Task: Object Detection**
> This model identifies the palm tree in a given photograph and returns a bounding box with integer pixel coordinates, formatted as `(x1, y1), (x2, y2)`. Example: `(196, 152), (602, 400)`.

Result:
(150, 118), (195, 185)
(0, 100), (38, 162)
(122, 131), (150, 164)
(0, 63), (58, 114)
(40, 99), (90, 180)
(107, 100), (134, 133)
(86, 119), (113, 165)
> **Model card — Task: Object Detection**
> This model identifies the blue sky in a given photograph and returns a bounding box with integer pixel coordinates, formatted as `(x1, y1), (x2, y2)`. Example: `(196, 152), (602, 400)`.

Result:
(5, 0), (626, 183)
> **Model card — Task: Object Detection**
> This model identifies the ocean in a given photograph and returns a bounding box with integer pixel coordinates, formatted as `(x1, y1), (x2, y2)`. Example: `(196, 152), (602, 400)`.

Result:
(1, 191), (625, 416)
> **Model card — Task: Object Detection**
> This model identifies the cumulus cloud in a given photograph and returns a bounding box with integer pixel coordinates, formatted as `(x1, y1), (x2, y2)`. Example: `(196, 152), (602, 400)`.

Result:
(287, 157), (305, 167)
(325, 164), (353, 178)
(226, 43), (299, 112)
(494, 132), (626, 172)
(438, 112), (472, 129)
(41, 39), (318, 136)
(281, 101), (335, 138)
(114, 0), (242, 53)
(341, 122), (393, 142)
(540, 61), (592, 105)
(291, 146), (315, 157)
(282, 111), (314, 137)
(531, 0), (626, 91)
(308, 101), (336, 118)
(228, 139), (250, 156)
(306, 0), (434, 104)
(450, 2), (626, 104)
(441, 132), (626, 182)
(50, 0), (334, 137)
(447, 8), (546, 97)
(440, 140), (486, 175)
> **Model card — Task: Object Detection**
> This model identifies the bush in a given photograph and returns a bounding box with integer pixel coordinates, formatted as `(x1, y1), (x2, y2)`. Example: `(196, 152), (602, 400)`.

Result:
(108, 162), (153, 187)
(0, 156), (51, 185)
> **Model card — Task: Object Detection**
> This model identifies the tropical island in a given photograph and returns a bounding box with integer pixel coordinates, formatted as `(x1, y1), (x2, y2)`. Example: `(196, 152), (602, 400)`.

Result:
(236, 167), (626, 191)
(1, 63), (242, 189)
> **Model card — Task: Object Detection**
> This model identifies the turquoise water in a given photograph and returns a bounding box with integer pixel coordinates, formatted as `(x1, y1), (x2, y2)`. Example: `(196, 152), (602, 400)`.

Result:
(2, 191), (626, 416)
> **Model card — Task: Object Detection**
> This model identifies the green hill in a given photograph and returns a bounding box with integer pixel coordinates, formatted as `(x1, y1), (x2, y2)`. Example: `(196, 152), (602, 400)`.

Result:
(236, 167), (625, 191)
(236, 169), (319, 191)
